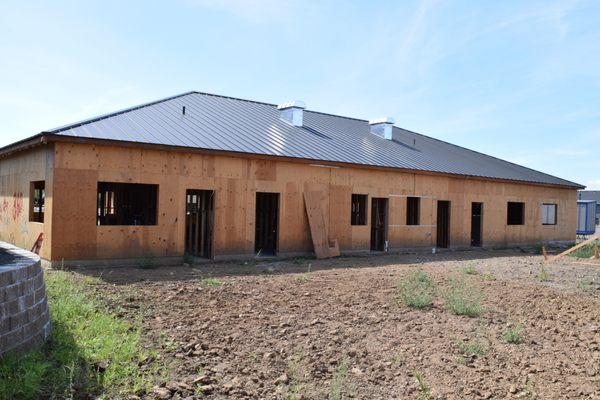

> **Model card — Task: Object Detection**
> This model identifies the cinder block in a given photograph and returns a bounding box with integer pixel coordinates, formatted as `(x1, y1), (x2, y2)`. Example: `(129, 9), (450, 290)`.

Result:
(0, 318), (9, 335)
(31, 273), (44, 290)
(0, 326), (24, 351)
(23, 293), (34, 308)
(4, 282), (26, 302)
(22, 278), (35, 295)
(5, 298), (22, 315)
(33, 285), (45, 303)
(0, 271), (13, 287)
(9, 311), (26, 331)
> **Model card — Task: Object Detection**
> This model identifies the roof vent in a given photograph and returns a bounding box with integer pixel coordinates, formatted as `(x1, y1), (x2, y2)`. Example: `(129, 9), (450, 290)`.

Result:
(369, 117), (395, 140)
(278, 100), (306, 127)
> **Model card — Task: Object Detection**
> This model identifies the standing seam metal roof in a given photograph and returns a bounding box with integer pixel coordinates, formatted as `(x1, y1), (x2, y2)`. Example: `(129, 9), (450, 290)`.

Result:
(30, 91), (583, 188)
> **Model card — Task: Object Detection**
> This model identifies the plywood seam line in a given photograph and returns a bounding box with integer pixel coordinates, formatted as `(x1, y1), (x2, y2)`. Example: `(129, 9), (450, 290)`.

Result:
(389, 224), (437, 228)
(389, 194), (439, 199)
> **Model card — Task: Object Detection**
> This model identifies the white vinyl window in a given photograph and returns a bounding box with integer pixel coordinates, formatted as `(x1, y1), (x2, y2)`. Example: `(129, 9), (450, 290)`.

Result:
(541, 203), (557, 225)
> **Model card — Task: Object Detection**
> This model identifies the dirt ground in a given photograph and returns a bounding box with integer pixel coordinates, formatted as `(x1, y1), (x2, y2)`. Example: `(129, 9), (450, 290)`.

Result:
(71, 249), (600, 399)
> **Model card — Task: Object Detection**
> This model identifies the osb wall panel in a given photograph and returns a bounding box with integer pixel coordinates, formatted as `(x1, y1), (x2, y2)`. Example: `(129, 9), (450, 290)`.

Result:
(0, 146), (53, 259)
(47, 142), (577, 261)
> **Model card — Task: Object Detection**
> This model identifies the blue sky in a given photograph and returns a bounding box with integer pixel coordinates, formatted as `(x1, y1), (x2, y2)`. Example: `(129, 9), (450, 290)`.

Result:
(1, 0), (599, 188)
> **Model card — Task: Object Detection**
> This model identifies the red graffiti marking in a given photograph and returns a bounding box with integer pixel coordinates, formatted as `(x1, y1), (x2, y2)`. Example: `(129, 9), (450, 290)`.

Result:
(12, 192), (24, 221)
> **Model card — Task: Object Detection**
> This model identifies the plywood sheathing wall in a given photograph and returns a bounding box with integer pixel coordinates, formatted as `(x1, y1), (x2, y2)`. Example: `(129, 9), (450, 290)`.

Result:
(0, 145), (53, 259)
(42, 142), (577, 261)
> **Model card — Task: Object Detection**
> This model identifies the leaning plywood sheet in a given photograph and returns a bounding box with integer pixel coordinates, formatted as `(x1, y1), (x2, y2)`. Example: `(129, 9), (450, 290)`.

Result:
(303, 191), (340, 259)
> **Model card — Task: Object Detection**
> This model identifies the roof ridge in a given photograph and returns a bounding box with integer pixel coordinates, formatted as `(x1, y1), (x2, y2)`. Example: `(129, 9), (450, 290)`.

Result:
(193, 91), (369, 122)
(42, 90), (370, 134)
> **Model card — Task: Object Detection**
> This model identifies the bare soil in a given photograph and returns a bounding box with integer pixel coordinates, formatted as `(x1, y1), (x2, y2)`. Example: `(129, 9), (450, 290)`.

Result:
(71, 249), (600, 399)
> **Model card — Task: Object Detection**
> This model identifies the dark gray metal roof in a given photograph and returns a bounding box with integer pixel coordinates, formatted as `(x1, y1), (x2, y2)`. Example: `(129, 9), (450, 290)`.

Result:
(34, 91), (582, 188)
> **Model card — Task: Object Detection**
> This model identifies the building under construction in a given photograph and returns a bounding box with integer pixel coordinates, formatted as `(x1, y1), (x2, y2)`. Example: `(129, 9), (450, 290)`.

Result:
(0, 91), (583, 265)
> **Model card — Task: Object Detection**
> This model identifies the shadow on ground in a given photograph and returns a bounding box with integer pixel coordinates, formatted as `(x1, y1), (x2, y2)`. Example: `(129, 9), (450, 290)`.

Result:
(69, 248), (544, 285)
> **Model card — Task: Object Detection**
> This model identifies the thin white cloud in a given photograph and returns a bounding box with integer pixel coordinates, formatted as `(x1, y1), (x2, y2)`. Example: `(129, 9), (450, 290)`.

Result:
(584, 179), (600, 190)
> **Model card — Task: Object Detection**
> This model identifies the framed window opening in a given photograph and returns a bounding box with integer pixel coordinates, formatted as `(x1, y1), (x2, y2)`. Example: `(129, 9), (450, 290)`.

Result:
(351, 194), (368, 225)
(507, 202), (525, 225)
(97, 182), (158, 226)
(541, 203), (557, 225)
(406, 196), (420, 226)
(29, 181), (45, 223)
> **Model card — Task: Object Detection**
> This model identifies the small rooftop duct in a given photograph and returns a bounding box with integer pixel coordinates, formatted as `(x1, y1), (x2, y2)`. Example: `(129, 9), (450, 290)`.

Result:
(278, 100), (306, 127)
(369, 117), (395, 140)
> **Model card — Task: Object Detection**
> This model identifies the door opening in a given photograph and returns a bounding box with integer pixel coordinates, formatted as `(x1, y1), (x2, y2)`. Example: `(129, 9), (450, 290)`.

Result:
(185, 190), (214, 258)
(370, 198), (388, 251)
(255, 192), (279, 256)
(436, 200), (450, 248)
(471, 202), (483, 247)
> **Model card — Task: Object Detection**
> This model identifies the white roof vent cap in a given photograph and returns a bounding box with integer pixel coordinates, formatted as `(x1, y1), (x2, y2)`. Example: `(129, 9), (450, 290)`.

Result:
(278, 100), (306, 127)
(369, 117), (395, 140)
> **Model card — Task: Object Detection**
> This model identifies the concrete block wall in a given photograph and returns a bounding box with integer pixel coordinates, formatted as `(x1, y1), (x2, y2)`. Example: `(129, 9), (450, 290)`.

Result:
(0, 242), (50, 357)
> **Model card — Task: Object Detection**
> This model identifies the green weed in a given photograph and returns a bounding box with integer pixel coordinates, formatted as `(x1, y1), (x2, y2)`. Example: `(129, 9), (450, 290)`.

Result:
(501, 323), (524, 344)
(296, 273), (312, 283)
(199, 277), (222, 286)
(282, 351), (308, 400)
(578, 274), (599, 292)
(139, 256), (157, 269)
(182, 252), (195, 265)
(414, 371), (433, 400)
(329, 358), (350, 400)
(537, 265), (550, 282)
(397, 269), (436, 309)
(481, 272), (496, 281)
(462, 265), (478, 275)
(568, 243), (598, 258)
(443, 275), (485, 317)
(455, 337), (487, 356)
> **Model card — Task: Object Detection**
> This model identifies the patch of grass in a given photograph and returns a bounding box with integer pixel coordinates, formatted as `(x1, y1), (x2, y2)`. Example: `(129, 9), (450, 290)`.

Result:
(462, 265), (478, 275)
(481, 272), (496, 281)
(182, 252), (195, 265)
(443, 275), (485, 317)
(455, 337), (487, 356)
(199, 277), (222, 286)
(239, 259), (258, 267)
(414, 371), (433, 400)
(397, 269), (436, 309)
(521, 377), (535, 397)
(578, 274), (599, 293)
(139, 256), (157, 269)
(282, 351), (308, 400)
(390, 353), (403, 366)
(296, 273), (312, 283)
(329, 358), (350, 400)
(501, 322), (524, 344)
(0, 271), (162, 399)
(537, 265), (550, 282)
(293, 256), (315, 267)
(568, 243), (598, 258)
